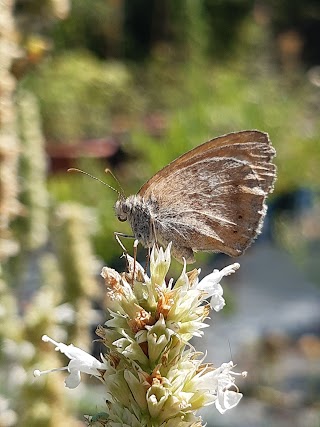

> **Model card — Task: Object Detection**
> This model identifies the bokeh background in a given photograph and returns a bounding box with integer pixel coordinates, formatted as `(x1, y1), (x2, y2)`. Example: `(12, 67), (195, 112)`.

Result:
(1, 1), (320, 426)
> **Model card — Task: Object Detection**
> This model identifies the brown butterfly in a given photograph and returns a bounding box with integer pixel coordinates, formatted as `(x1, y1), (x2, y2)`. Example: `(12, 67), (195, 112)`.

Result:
(70, 130), (276, 262)
(113, 130), (276, 263)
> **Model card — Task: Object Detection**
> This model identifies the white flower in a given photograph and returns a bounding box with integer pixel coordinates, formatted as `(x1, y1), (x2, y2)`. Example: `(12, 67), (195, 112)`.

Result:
(215, 386), (243, 414)
(195, 263), (240, 311)
(33, 335), (106, 388)
(213, 362), (246, 414)
(192, 361), (246, 414)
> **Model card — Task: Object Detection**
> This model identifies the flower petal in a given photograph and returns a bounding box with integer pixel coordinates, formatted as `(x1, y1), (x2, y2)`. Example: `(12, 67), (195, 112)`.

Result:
(65, 370), (81, 389)
(215, 389), (243, 414)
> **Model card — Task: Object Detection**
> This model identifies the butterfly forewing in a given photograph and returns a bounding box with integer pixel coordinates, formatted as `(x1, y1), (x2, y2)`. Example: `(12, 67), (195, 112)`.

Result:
(139, 131), (275, 196)
(138, 130), (276, 262)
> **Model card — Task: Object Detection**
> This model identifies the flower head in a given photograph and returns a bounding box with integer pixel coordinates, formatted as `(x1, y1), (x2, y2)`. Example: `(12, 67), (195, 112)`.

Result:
(34, 243), (245, 425)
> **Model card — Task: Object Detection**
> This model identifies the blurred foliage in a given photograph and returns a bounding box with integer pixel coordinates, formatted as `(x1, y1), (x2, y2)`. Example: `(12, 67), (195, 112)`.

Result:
(16, 91), (49, 250)
(49, 0), (253, 61)
(22, 52), (136, 142)
(49, 0), (121, 58)
(268, 0), (320, 66)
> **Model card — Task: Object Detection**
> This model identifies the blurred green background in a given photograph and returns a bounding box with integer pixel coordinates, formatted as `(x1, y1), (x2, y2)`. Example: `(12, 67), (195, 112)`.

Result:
(0, 1), (319, 426)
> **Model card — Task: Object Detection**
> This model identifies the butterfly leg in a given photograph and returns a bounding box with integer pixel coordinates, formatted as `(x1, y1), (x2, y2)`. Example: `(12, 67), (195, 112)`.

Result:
(132, 239), (139, 284)
(150, 217), (160, 252)
(114, 232), (141, 284)
(144, 247), (151, 274)
(114, 231), (135, 254)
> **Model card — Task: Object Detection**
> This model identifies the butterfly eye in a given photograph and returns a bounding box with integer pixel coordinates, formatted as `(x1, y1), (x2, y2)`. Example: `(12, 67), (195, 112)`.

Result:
(116, 208), (128, 221)
(115, 200), (129, 222)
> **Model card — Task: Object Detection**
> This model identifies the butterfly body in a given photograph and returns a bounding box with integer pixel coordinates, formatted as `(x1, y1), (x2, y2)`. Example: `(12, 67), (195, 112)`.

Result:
(114, 130), (276, 263)
(115, 194), (197, 262)
(115, 195), (159, 247)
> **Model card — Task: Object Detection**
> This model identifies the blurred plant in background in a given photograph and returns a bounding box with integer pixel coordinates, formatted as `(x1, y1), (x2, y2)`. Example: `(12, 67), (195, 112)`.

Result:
(23, 53), (136, 143)
(17, 90), (49, 250)
(0, 0), (21, 262)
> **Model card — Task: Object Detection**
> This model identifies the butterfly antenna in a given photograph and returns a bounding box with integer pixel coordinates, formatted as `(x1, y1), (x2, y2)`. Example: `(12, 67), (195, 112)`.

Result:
(67, 168), (122, 198)
(104, 168), (125, 198)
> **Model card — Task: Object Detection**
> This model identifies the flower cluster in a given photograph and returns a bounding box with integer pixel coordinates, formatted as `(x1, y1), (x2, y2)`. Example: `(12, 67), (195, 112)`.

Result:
(34, 243), (246, 426)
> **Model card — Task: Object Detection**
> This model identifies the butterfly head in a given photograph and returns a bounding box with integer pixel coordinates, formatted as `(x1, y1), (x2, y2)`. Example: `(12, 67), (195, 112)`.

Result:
(114, 197), (130, 222)
(114, 195), (157, 248)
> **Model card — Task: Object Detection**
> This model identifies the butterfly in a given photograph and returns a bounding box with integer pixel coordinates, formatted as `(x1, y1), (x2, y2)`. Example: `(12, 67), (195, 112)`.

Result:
(114, 130), (276, 263)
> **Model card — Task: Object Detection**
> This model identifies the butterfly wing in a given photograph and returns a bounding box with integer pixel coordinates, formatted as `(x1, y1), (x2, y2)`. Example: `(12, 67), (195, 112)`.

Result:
(138, 130), (276, 262)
